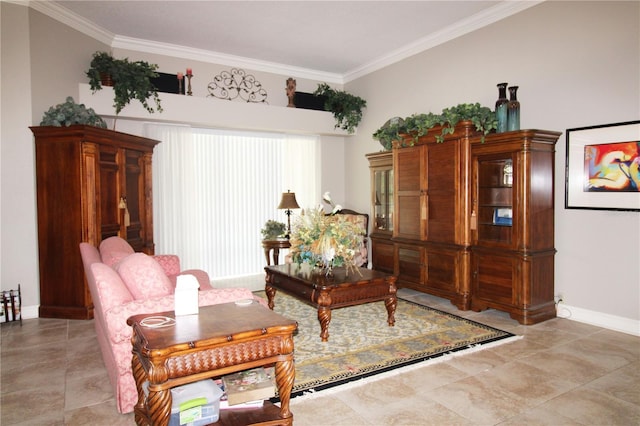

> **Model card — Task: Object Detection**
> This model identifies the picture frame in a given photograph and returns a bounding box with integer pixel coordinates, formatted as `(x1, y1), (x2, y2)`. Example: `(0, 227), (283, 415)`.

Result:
(565, 120), (640, 211)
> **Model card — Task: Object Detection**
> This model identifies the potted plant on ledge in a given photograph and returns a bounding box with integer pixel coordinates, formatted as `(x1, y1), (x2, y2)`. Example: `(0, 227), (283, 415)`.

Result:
(86, 51), (163, 123)
(313, 83), (366, 134)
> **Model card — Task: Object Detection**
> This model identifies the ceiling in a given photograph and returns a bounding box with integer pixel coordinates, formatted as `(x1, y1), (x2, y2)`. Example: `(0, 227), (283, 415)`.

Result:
(47, 1), (537, 82)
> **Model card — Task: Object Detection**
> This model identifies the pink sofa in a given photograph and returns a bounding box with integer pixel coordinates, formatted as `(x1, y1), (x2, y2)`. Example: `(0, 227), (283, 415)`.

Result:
(98, 236), (212, 290)
(79, 240), (263, 413)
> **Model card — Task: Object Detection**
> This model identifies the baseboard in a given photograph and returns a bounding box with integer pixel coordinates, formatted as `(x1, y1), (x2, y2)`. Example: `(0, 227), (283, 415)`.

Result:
(17, 302), (639, 336)
(558, 303), (640, 336)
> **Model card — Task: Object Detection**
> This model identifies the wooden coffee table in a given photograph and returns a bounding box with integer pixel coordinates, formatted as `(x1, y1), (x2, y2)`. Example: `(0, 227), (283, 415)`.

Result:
(127, 301), (297, 426)
(265, 264), (397, 342)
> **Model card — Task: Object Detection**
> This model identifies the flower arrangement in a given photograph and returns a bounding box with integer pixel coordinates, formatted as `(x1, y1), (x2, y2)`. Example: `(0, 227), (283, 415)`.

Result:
(289, 192), (364, 275)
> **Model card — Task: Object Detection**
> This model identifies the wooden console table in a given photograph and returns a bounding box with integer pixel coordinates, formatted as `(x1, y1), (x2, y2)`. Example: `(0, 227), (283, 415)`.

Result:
(265, 264), (397, 342)
(127, 301), (297, 426)
(262, 239), (291, 265)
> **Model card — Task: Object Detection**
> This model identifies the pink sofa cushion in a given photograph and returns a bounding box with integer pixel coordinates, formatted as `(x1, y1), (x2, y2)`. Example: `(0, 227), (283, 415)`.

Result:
(91, 263), (134, 311)
(102, 250), (132, 267)
(152, 254), (181, 276)
(115, 253), (173, 300)
(100, 236), (135, 266)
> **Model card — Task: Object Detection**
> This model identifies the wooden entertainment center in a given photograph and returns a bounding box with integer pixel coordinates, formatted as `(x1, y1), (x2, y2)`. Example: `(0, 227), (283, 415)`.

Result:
(31, 125), (159, 320)
(367, 123), (561, 324)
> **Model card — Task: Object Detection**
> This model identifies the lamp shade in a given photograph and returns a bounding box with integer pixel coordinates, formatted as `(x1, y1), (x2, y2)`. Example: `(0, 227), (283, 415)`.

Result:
(278, 191), (300, 210)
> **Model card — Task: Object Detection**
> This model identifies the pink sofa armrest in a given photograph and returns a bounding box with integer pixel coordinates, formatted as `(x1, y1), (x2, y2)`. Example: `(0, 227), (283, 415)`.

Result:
(179, 269), (213, 290)
(152, 254), (181, 276)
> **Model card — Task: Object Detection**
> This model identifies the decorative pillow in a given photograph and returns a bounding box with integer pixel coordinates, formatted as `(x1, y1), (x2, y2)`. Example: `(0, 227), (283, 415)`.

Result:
(101, 250), (132, 268)
(115, 253), (173, 300)
(99, 237), (134, 265)
(91, 263), (133, 311)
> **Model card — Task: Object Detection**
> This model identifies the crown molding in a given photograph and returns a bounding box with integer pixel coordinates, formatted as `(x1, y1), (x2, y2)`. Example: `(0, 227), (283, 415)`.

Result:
(343, 0), (545, 83)
(28, 0), (542, 85)
(111, 35), (344, 85)
(28, 0), (114, 46)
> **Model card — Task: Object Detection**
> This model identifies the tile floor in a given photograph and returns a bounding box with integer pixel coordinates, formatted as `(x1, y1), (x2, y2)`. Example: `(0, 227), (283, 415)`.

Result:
(1, 288), (638, 425)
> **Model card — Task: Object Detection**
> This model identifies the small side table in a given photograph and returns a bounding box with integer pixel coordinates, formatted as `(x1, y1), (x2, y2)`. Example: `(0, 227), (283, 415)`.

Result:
(262, 239), (291, 265)
(127, 302), (297, 426)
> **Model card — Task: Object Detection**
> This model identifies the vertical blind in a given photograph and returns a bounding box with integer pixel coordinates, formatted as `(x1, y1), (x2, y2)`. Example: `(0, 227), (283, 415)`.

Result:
(146, 124), (319, 279)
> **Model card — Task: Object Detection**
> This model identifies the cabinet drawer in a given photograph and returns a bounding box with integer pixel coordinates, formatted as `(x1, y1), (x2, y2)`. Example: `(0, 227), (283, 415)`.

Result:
(371, 239), (394, 273)
(396, 246), (423, 285)
(424, 250), (456, 293)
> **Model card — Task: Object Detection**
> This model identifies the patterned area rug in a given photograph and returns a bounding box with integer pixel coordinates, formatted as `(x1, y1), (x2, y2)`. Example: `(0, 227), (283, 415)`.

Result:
(263, 291), (516, 400)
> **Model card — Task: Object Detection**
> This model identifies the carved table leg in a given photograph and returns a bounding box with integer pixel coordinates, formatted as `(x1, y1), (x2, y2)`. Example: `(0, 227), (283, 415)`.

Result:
(147, 388), (172, 426)
(385, 295), (397, 327)
(274, 337), (295, 423)
(317, 307), (332, 342)
(131, 354), (149, 425)
(265, 273), (276, 310)
(385, 277), (398, 327)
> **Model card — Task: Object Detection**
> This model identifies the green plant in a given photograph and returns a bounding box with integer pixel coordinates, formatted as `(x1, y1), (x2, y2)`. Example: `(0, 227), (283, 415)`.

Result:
(40, 96), (107, 128)
(313, 83), (366, 134)
(86, 51), (162, 116)
(86, 51), (115, 85)
(372, 103), (497, 148)
(261, 220), (287, 240)
(372, 117), (404, 151)
(437, 103), (497, 142)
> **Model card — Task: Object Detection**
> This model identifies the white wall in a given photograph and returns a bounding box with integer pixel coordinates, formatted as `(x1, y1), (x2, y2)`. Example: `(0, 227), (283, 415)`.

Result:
(345, 1), (640, 329)
(1, 3), (38, 314)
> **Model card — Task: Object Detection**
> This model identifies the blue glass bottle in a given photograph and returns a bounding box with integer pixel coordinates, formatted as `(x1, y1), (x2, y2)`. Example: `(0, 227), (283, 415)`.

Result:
(495, 83), (508, 133)
(507, 86), (520, 131)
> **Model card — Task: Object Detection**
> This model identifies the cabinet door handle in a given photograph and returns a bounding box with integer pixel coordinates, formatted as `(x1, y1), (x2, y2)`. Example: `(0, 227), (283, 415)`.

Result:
(118, 196), (127, 209)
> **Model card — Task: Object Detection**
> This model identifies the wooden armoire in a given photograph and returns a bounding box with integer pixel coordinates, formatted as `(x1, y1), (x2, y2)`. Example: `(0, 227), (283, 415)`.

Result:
(31, 125), (160, 319)
(370, 122), (561, 325)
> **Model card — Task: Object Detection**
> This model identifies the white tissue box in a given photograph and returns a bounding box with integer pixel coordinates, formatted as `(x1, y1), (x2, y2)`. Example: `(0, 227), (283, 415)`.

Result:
(174, 274), (199, 316)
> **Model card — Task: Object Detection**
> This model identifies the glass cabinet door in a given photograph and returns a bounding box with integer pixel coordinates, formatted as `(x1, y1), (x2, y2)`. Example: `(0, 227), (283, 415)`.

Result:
(373, 168), (394, 232)
(475, 155), (514, 245)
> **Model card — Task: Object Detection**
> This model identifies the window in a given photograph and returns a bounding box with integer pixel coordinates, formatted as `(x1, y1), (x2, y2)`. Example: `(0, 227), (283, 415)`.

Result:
(146, 124), (319, 279)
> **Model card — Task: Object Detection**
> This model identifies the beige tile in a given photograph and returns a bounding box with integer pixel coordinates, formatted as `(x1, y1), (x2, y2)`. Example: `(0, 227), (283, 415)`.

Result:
(1, 321), (68, 349)
(443, 346), (509, 375)
(485, 335), (548, 360)
(424, 376), (530, 424)
(64, 400), (134, 426)
(65, 371), (114, 411)
(472, 360), (577, 406)
(1, 383), (65, 425)
(67, 319), (98, 341)
(394, 361), (470, 392)
(537, 387), (640, 424)
(1, 358), (66, 393)
(370, 398), (474, 426)
(515, 325), (586, 349)
(1, 340), (68, 376)
(590, 329), (640, 359)
(585, 361), (640, 406)
(548, 335), (637, 372)
(517, 347), (609, 385)
(291, 394), (370, 426)
(500, 406), (584, 426)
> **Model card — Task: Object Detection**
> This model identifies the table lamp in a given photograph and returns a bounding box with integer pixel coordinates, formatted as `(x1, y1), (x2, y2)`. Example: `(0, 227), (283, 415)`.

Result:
(277, 190), (300, 239)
